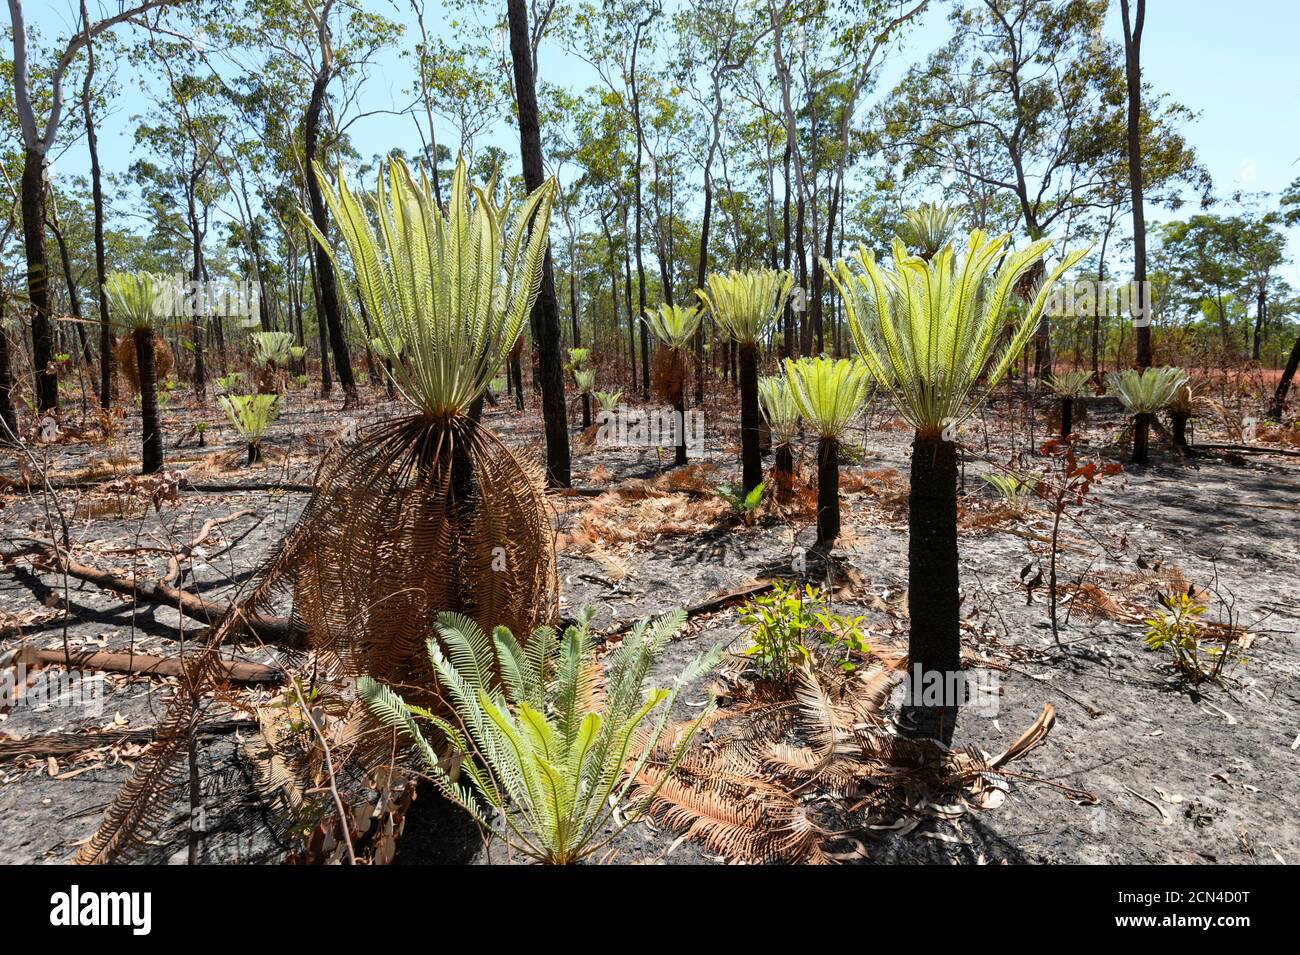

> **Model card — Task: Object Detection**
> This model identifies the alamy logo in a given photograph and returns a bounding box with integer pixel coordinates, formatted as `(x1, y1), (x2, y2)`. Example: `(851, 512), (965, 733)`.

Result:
(49, 885), (152, 935)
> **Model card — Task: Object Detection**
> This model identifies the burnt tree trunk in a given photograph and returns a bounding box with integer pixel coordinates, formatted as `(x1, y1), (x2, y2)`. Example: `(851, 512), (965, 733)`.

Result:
(1269, 333), (1300, 420)
(304, 71), (357, 405)
(21, 147), (57, 411)
(507, 0), (570, 487)
(83, 21), (113, 409)
(1060, 397), (1073, 440)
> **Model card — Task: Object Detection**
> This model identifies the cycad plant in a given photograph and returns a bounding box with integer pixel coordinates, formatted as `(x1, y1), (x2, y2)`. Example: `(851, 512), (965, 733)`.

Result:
(1046, 370), (1092, 439)
(1105, 366), (1188, 464)
(783, 356), (872, 548)
(897, 202), (961, 261)
(219, 393), (280, 465)
(594, 389), (623, 417)
(273, 154), (560, 689)
(104, 271), (168, 474)
(251, 331), (293, 393)
(828, 232), (1085, 741)
(697, 269), (793, 493)
(573, 367), (596, 428)
(758, 375), (801, 497)
(360, 608), (722, 864)
(645, 303), (704, 466)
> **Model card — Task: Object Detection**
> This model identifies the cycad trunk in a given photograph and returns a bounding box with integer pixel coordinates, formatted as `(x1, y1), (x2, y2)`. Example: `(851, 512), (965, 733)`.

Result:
(1171, 411), (1189, 453)
(815, 436), (839, 549)
(134, 328), (163, 474)
(247, 442), (262, 466)
(1060, 397), (1073, 439)
(1132, 412), (1150, 464)
(905, 434), (960, 744)
(1132, 412), (1151, 464)
(739, 341), (761, 493)
(772, 443), (793, 498)
(582, 393), (592, 430)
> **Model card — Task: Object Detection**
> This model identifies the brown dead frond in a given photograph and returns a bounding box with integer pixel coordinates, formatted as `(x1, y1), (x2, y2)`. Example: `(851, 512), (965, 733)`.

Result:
(632, 661), (1055, 864)
(78, 413), (557, 864)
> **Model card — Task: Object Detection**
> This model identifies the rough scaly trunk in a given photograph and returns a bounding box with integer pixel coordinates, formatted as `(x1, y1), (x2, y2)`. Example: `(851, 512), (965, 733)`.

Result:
(134, 328), (163, 474)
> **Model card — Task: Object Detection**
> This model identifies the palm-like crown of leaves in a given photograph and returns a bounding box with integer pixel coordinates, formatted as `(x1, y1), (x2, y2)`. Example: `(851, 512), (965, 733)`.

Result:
(1105, 366), (1189, 414)
(696, 268), (793, 344)
(782, 356), (873, 439)
(826, 232), (1087, 438)
(304, 155), (556, 420)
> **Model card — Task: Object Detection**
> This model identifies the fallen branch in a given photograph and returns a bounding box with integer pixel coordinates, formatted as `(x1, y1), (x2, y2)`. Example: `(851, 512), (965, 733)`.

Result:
(0, 719), (256, 763)
(12, 542), (305, 647)
(1195, 443), (1300, 459)
(600, 578), (775, 639)
(12, 645), (283, 685)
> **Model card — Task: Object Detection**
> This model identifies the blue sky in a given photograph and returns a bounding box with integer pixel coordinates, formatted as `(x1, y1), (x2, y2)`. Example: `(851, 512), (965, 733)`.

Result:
(13, 0), (1300, 280)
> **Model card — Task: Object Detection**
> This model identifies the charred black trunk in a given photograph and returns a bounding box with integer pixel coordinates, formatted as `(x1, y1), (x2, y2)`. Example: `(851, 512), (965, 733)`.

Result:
(1060, 397), (1073, 439)
(0, 292), (17, 440)
(1132, 412), (1151, 464)
(738, 341), (761, 493)
(582, 393), (592, 430)
(1171, 411), (1190, 452)
(673, 386), (687, 467)
(903, 434), (961, 744)
(304, 72), (357, 405)
(134, 328), (163, 474)
(507, 0), (571, 488)
(815, 436), (839, 549)
(247, 442), (262, 466)
(1270, 333), (1300, 420)
(21, 148), (57, 411)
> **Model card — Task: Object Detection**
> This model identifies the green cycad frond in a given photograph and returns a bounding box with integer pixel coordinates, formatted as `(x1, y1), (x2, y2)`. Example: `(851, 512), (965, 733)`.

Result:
(897, 201), (962, 259)
(826, 231), (1088, 438)
(104, 272), (168, 330)
(359, 606), (720, 864)
(593, 389), (623, 415)
(644, 302), (703, 350)
(370, 336), (403, 361)
(1105, 367), (1189, 414)
(218, 394), (280, 444)
(1046, 370), (1093, 398)
(573, 368), (596, 395)
(302, 154), (556, 420)
(569, 347), (591, 368)
(696, 268), (793, 344)
(251, 331), (293, 367)
(782, 356), (873, 439)
(758, 376), (801, 445)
